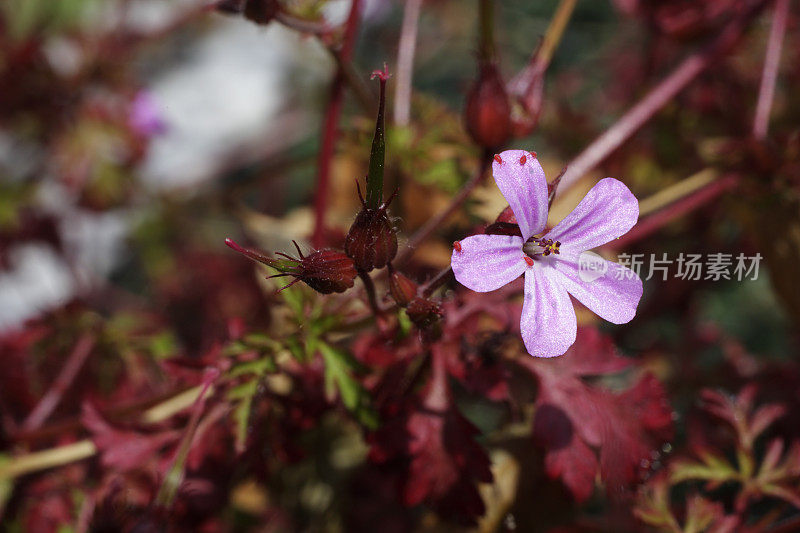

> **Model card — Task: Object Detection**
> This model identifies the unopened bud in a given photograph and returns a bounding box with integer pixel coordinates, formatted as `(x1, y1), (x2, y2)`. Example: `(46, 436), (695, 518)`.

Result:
(406, 297), (442, 329)
(406, 297), (443, 342)
(388, 267), (418, 307)
(244, 0), (278, 24)
(216, 0), (277, 24)
(225, 239), (356, 294)
(215, 0), (244, 14)
(344, 186), (398, 272)
(464, 63), (512, 149)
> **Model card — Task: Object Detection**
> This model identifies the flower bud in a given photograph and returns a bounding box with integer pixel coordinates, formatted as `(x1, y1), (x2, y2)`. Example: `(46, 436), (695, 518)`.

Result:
(215, 0), (278, 25)
(225, 239), (356, 294)
(388, 267), (418, 307)
(464, 63), (512, 150)
(406, 297), (443, 342)
(299, 249), (358, 294)
(344, 187), (398, 272)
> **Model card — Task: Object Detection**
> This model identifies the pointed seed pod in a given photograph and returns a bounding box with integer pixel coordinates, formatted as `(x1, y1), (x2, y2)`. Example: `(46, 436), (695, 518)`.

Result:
(388, 266), (418, 307)
(225, 239), (356, 294)
(464, 62), (512, 149)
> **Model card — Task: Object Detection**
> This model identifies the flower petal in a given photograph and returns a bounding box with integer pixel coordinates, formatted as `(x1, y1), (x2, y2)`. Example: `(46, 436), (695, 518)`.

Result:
(547, 178), (638, 252)
(492, 149), (549, 241)
(520, 268), (576, 358)
(549, 253), (643, 324)
(451, 234), (526, 292)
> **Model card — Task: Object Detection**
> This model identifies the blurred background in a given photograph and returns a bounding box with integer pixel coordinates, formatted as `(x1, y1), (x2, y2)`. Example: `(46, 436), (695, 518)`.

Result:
(1, 0), (800, 531)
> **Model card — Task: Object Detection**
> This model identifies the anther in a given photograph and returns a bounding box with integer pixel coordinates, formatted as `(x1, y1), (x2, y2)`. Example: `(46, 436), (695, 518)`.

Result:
(519, 154), (527, 165)
(453, 241), (462, 252)
(524, 256), (535, 266)
(494, 154), (503, 164)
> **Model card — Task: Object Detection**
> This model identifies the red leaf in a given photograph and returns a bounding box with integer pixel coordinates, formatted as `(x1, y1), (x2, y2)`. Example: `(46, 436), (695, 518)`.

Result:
(82, 402), (179, 472)
(524, 328), (674, 501)
(368, 345), (493, 526)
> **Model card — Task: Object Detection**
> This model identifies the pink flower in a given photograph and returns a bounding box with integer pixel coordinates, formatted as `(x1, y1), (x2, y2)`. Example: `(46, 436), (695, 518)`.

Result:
(129, 91), (166, 137)
(451, 150), (643, 357)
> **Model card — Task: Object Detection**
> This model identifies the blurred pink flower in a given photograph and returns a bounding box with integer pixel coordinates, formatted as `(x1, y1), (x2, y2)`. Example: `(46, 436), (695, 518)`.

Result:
(129, 90), (166, 137)
(451, 149), (643, 357)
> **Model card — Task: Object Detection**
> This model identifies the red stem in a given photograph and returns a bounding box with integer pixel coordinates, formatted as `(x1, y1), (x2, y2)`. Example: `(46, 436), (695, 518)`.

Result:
(605, 174), (740, 251)
(22, 335), (95, 432)
(753, 0), (789, 140)
(394, 150), (492, 267)
(311, 0), (362, 248)
(558, 0), (770, 194)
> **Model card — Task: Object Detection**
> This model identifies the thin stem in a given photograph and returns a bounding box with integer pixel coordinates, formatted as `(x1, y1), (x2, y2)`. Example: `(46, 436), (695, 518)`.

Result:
(558, 0), (770, 194)
(0, 440), (97, 480)
(637, 168), (719, 217)
(478, 0), (494, 63)
(312, 0), (362, 248)
(508, 0), (577, 97)
(606, 174), (740, 251)
(156, 369), (219, 508)
(394, 0), (423, 125)
(753, 0), (789, 140)
(536, 0), (577, 72)
(358, 270), (382, 317)
(395, 150), (493, 267)
(0, 383), (212, 481)
(22, 335), (95, 431)
(331, 47), (374, 114)
(421, 266), (453, 297)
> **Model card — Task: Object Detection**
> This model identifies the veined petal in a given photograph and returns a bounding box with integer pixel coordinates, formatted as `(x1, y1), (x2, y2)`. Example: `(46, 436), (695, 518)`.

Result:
(521, 268), (576, 358)
(547, 178), (639, 252)
(549, 253), (643, 324)
(492, 149), (548, 241)
(451, 234), (526, 292)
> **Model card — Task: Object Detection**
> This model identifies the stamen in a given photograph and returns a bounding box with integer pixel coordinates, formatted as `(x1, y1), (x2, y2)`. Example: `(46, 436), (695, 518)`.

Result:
(494, 154), (503, 164)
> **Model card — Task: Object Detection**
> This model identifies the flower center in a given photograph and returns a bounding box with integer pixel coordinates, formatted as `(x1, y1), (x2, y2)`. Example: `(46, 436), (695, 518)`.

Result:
(522, 236), (561, 260)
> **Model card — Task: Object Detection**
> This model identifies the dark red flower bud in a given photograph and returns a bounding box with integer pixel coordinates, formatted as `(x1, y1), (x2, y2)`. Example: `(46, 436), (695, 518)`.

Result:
(298, 249), (358, 294)
(344, 186), (398, 272)
(406, 297), (443, 329)
(464, 63), (512, 150)
(225, 239), (356, 294)
(406, 297), (443, 342)
(244, 0), (278, 24)
(216, 0), (278, 24)
(215, 0), (244, 14)
(388, 266), (418, 307)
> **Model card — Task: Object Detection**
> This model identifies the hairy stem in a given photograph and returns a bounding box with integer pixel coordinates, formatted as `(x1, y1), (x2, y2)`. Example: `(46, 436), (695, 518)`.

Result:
(536, 0), (577, 71)
(1, 383), (212, 481)
(358, 270), (382, 318)
(753, 0), (788, 140)
(421, 266), (453, 297)
(478, 0), (495, 63)
(312, 0), (362, 248)
(394, 0), (423, 125)
(395, 150), (492, 267)
(607, 174), (740, 251)
(22, 334), (95, 432)
(558, 0), (770, 193)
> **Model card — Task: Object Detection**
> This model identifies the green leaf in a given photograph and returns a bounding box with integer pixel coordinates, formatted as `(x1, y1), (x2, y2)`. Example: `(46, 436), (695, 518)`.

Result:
(317, 343), (378, 429)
